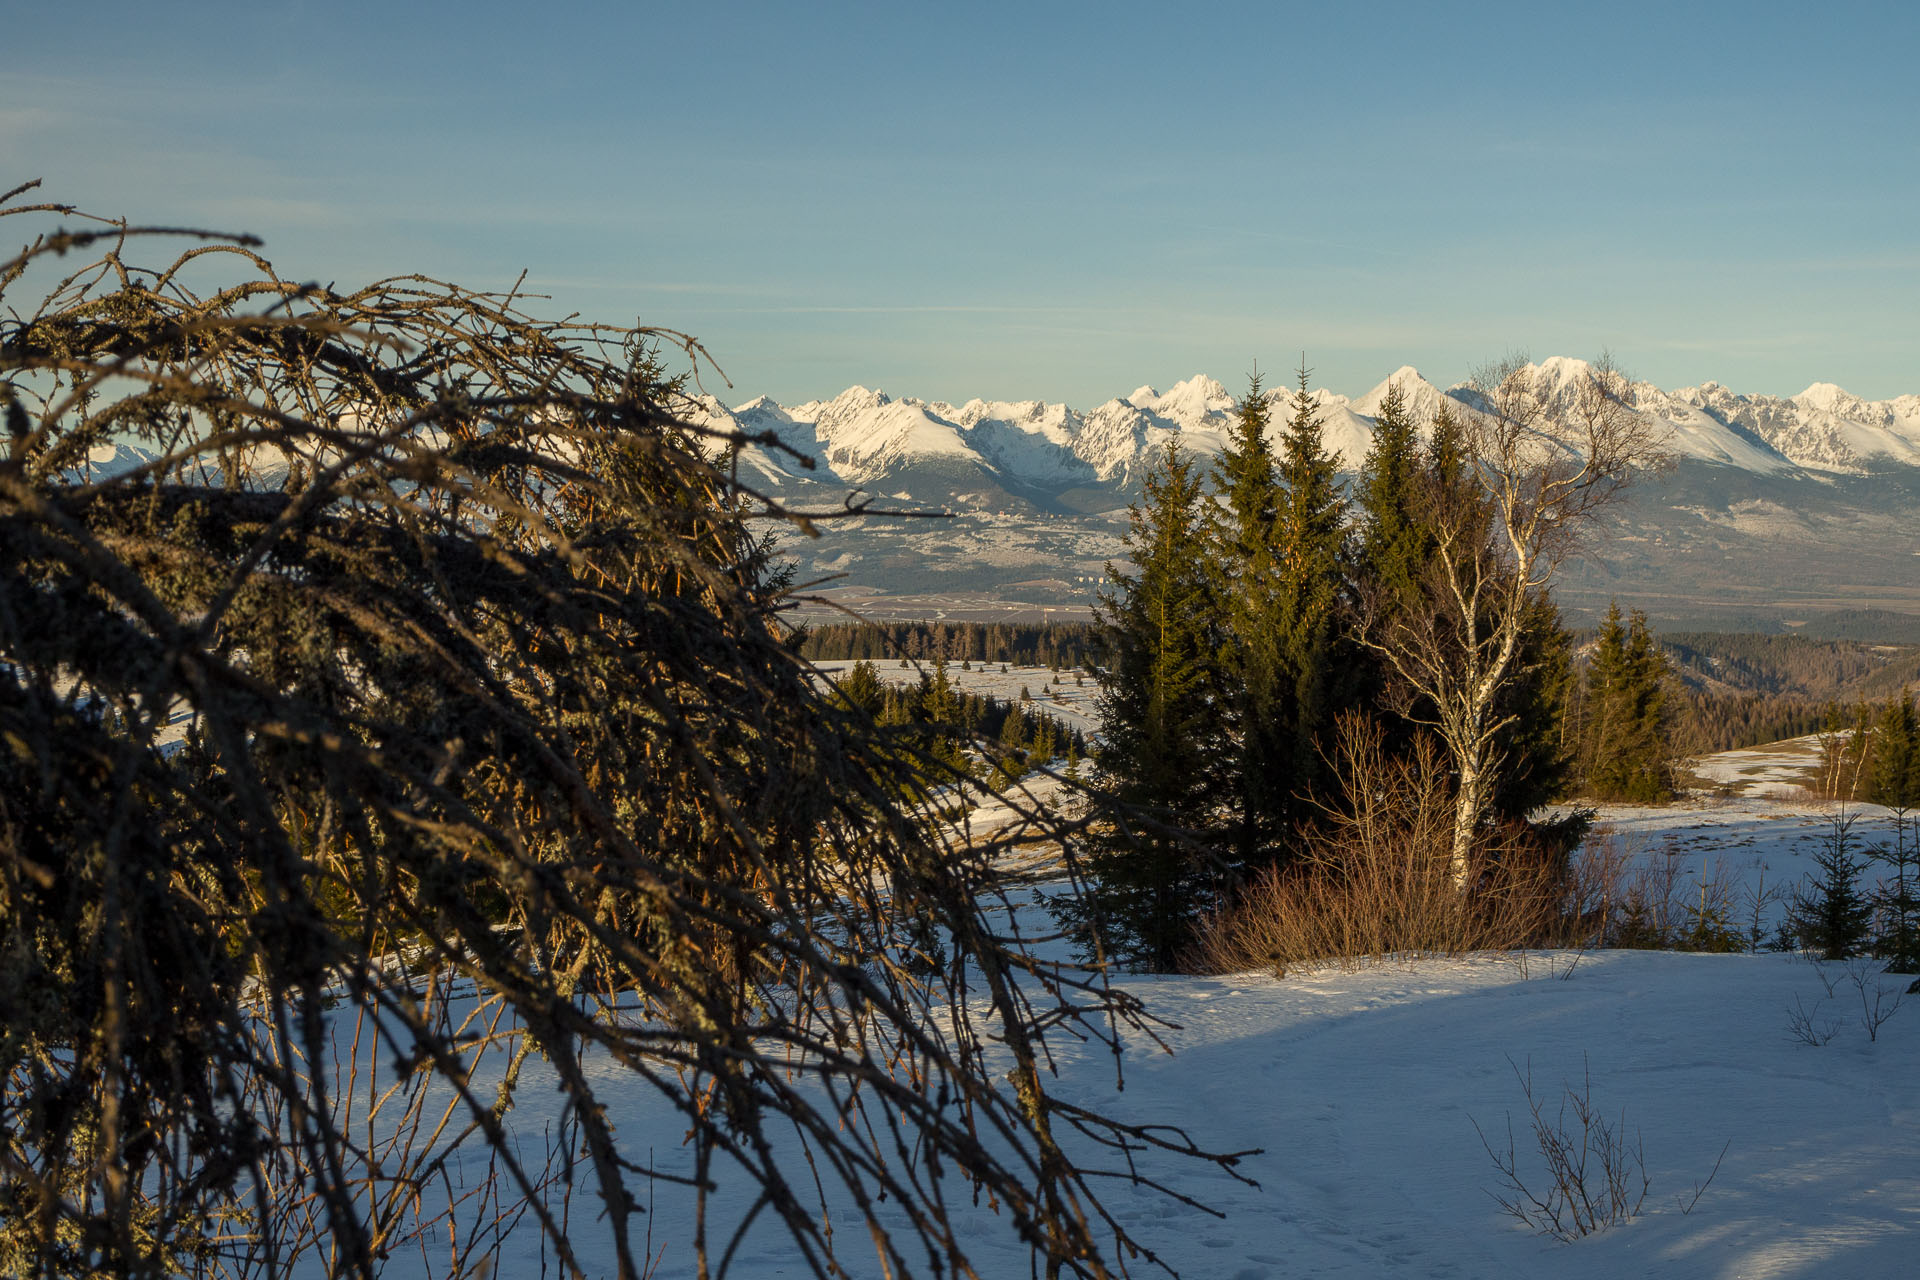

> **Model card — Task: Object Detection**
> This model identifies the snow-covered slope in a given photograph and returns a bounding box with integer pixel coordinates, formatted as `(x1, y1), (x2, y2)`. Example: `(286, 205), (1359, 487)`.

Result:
(384, 769), (1920, 1280)
(1653, 379), (1920, 473)
(689, 362), (1920, 515)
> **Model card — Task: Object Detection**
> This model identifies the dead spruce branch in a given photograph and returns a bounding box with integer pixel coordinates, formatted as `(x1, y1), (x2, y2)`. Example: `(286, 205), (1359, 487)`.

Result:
(0, 183), (1254, 1280)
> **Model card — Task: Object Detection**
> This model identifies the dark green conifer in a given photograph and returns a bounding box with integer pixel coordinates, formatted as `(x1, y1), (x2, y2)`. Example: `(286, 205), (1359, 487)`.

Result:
(833, 659), (886, 717)
(1066, 441), (1225, 970)
(1348, 379), (1439, 764)
(1869, 810), (1920, 972)
(1490, 594), (1578, 820)
(1580, 602), (1674, 802)
(920, 655), (969, 774)
(1210, 369), (1291, 867)
(1357, 395), (1574, 829)
(1353, 381), (1429, 608)
(1866, 690), (1920, 970)
(1792, 814), (1874, 959)
(1868, 687), (1920, 809)
(1269, 360), (1349, 822)
(1215, 367), (1280, 565)
(1000, 703), (1029, 749)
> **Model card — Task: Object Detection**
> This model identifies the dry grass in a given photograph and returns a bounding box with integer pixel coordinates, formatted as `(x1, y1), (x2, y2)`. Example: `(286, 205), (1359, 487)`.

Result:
(1187, 719), (1577, 975)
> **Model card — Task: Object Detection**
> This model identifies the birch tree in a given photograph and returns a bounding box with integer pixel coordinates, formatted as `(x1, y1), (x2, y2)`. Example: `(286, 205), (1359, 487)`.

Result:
(1357, 355), (1666, 888)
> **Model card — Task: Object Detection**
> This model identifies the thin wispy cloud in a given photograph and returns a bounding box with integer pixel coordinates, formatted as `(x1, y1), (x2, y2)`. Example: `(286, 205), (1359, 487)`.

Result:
(7, 2), (1915, 403)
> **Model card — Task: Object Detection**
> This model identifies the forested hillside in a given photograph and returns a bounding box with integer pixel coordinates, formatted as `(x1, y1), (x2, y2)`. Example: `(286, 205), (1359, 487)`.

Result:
(1658, 633), (1920, 755)
(1661, 632), (1920, 699)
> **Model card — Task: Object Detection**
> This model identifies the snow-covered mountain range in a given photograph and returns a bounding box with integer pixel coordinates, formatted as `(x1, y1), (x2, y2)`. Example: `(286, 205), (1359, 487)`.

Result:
(693, 360), (1920, 513)
(56, 363), (1920, 630)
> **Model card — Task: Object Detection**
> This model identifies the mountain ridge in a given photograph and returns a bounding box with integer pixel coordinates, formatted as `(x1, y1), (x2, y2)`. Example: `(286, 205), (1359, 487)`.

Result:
(691, 360), (1920, 513)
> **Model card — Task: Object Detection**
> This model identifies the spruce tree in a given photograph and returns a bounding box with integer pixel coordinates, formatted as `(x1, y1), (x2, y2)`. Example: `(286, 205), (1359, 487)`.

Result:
(1349, 380), (1438, 763)
(1869, 809), (1920, 972)
(1867, 687), (1920, 809)
(1269, 361), (1350, 825)
(1068, 441), (1225, 970)
(998, 701), (1030, 776)
(1867, 689), (1920, 970)
(1210, 369), (1291, 868)
(1580, 602), (1674, 802)
(1353, 380), (1430, 607)
(834, 658), (886, 717)
(1489, 593), (1578, 822)
(1358, 396), (1575, 833)
(1425, 401), (1475, 518)
(1216, 368), (1280, 563)
(1792, 814), (1874, 959)
(921, 655), (969, 775)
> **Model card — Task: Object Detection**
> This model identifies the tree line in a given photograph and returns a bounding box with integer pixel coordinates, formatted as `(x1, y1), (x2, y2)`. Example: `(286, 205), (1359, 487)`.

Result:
(804, 619), (1912, 765)
(799, 619), (1100, 669)
(1661, 631), (1920, 700)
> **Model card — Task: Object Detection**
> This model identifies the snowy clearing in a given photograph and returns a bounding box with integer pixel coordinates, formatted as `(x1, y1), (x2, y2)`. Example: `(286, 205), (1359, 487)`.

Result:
(482, 941), (1918, 1280)
(397, 742), (1920, 1279)
(810, 659), (1102, 739)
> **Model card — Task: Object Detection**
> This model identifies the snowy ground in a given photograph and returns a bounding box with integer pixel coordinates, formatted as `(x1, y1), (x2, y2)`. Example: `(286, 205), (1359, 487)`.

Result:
(484, 942), (1919, 1280)
(810, 659), (1102, 739)
(387, 732), (1920, 1279)
(1685, 734), (1828, 800)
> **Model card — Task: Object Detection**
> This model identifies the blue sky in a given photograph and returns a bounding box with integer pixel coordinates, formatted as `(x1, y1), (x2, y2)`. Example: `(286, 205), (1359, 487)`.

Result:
(5, 1), (1915, 406)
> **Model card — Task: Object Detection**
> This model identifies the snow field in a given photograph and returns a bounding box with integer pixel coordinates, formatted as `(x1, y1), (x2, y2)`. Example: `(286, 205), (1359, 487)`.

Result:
(322, 732), (1920, 1279)
(810, 659), (1101, 740)
(389, 944), (1920, 1279)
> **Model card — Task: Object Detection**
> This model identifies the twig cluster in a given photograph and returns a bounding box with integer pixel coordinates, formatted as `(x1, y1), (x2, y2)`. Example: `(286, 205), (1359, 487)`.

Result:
(1789, 956), (1906, 1046)
(1472, 1056), (1650, 1241)
(0, 181), (1254, 1279)
(1189, 716), (1577, 975)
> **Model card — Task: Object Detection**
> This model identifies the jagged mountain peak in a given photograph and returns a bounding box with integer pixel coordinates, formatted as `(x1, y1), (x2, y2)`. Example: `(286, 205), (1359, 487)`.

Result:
(1127, 374), (1234, 423)
(820, 384), (890, 412)
(1352, 366), (1441, 419)
(1795, 382), (1854, 413)
(704, 364), (1920, 509)
(1531, 354), (1597, 383)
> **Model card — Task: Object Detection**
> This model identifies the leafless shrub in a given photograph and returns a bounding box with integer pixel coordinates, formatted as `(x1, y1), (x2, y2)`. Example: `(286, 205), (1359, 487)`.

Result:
(1556, 824), (1635, 945)
(1742, 863), (1789, 952)
(1801, 947), (1844, 998)
(1597, 844), (1754, 952)
(1187, 717), (1572, 975)
(1472, 1056), (1649, 1240)
(0, 182), (1253, 1279)
(1787, 958), (1905, 1045)
(1510, 948), (1584, 981)
(1785, 993), (1842, 1046)
(1844, 960), (1906, 1042)
(1676, 1141), (1730, 1216)
(1608, 842), (1685, 947)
